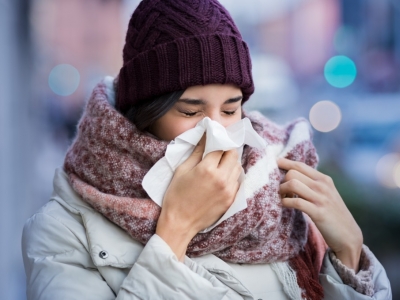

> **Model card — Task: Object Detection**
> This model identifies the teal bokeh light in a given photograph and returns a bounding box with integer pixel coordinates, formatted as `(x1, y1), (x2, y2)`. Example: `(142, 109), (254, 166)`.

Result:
(48, 64), (80, 96)
(324, 56), (357, 88)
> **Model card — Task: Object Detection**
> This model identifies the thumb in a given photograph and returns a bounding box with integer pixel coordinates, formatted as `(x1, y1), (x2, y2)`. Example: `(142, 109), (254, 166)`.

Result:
(179, 134), (206, 171)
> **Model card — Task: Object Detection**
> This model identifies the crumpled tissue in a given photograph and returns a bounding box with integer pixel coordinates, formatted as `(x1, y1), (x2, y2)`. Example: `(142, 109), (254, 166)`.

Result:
(142, 117), (267, 232)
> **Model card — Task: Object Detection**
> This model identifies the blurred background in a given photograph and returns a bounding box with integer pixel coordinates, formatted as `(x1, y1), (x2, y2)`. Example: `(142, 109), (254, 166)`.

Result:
(1, 0), (399, 298)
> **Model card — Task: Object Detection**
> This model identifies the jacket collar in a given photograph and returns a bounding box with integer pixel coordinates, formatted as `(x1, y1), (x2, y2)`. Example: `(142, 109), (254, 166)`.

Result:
(52, 167), (144, 268)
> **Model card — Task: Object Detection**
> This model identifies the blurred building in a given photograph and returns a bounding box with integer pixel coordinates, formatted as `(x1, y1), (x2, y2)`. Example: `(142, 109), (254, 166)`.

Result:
(341, 0), (400, 92)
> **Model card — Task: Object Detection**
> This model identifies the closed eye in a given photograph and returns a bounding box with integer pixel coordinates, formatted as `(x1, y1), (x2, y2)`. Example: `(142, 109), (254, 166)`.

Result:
(223, 109), (238, 115)
(179, 110), (200, 117)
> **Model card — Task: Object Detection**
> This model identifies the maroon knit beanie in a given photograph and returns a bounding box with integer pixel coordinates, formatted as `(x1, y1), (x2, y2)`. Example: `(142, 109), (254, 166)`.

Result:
(116, 0), (254, 114)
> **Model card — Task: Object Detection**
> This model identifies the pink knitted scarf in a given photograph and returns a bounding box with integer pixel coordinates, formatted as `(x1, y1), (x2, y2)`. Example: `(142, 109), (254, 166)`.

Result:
(64, 80), (319, 265)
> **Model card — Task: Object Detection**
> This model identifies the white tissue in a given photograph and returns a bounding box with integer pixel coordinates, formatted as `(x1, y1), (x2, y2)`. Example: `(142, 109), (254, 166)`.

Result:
(142, 117), (267, 232)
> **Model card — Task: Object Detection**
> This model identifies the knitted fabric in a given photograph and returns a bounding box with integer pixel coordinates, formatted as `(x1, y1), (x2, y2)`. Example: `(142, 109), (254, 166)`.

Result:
(329, 246), (374, 296)
(64, 79), (325, 299)
(116, 0), (253, 114)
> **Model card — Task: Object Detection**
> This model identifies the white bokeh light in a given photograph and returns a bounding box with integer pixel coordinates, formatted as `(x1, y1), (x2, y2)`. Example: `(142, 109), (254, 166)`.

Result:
(393, 161), (400, 188)
(376, 153), (400, 188)
(309, 100), (342, 132)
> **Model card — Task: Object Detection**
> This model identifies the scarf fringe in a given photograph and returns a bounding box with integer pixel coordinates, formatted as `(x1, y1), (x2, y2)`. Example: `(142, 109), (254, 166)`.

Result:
(271, 261), (303, 300)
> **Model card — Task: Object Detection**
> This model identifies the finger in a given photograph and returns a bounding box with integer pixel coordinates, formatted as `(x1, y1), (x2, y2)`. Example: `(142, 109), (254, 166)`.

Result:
(281, 196), (316, 216)
(277, 158), (320, 181)
(280, 179), (319, 203)
(227, 161), (243, 183)
(282, 169), (316, 189)
(218, 149), (239, 171)
(180, 134), (206, 170)
(225, 180), (240, 207)
(202, 150), (225, 167)
(232, 181), (240, 197)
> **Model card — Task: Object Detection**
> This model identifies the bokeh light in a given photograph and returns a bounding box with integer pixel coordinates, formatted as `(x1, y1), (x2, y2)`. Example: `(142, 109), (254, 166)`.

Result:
(324, 55), (357, 88)
(393, 162), (400, 188)
(309, 100), (342, 132)
(48, 64), (80, 96)
(376, 153), (400, 188)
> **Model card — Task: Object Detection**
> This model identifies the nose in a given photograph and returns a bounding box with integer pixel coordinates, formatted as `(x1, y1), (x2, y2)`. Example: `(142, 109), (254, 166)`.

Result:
(206, 111), (222, 124)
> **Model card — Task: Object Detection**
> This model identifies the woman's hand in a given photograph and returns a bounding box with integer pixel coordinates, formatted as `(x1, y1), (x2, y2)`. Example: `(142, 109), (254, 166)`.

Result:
(156, 135), (242, 261)
(278, 158), (363, 271)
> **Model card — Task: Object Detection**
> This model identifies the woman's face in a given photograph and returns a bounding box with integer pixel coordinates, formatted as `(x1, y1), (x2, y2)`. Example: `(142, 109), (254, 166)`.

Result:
(150, 84), (243, 141)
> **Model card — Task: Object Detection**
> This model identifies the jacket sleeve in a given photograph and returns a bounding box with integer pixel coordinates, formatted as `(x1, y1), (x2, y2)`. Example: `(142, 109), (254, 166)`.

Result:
(118, 234), (246, 300)
(22, 212), (245, 300)
(320, 245), (392, 300)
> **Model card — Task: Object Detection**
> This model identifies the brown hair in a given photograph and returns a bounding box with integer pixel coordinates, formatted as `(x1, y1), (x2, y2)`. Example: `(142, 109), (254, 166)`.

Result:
(117, 84), (184, 131)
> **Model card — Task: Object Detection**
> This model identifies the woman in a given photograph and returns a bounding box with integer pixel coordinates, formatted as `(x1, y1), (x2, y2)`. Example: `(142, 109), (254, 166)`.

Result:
(22, 0), (391, 299)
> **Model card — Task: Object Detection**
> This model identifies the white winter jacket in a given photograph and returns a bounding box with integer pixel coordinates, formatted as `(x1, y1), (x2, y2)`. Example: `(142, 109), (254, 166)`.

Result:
(22, 168), (392, 299)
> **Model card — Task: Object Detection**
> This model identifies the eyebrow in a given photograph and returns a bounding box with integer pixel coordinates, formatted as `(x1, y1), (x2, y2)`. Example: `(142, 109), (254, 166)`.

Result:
(177, 95), (243, 105)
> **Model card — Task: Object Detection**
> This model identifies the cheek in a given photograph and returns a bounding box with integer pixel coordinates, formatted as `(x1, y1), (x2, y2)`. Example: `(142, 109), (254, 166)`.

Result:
(159, 118), (199, 140)
(222, 111), (242, 127)
(170, 120), (196, 137)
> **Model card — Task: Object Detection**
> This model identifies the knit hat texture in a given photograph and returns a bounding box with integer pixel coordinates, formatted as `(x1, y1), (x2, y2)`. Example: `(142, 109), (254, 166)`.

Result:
(116, 0), (254, 114)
